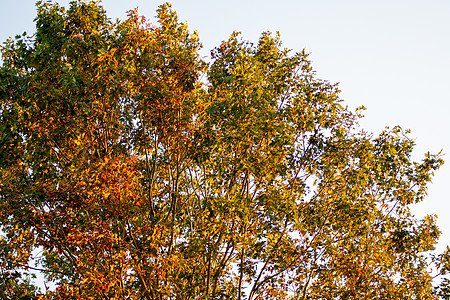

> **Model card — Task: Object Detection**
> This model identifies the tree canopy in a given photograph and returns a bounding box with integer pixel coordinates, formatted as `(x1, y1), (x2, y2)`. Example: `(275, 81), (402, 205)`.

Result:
(1, 1), (449, 299)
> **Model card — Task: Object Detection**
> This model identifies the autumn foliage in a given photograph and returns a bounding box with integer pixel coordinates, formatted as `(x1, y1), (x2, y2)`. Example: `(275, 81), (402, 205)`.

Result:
(1, 1), (449, 299)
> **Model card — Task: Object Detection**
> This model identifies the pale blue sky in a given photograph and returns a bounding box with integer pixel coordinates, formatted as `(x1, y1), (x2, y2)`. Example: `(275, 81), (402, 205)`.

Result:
(2, 0), (449, 259)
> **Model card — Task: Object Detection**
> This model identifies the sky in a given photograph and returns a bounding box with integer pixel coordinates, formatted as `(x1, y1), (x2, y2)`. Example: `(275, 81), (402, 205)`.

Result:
(1, 0), (449, 272)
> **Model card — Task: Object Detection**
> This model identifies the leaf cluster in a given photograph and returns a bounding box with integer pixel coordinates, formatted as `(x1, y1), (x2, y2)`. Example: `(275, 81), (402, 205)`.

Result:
(0, 1), (447, 299)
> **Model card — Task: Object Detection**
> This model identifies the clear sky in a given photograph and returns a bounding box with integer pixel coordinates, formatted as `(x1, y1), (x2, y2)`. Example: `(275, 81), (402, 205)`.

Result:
(1, 0), (449, 261)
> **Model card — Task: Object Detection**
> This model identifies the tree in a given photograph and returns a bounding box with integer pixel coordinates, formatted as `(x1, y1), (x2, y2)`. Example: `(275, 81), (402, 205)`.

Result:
(0, 1), (448, 299)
